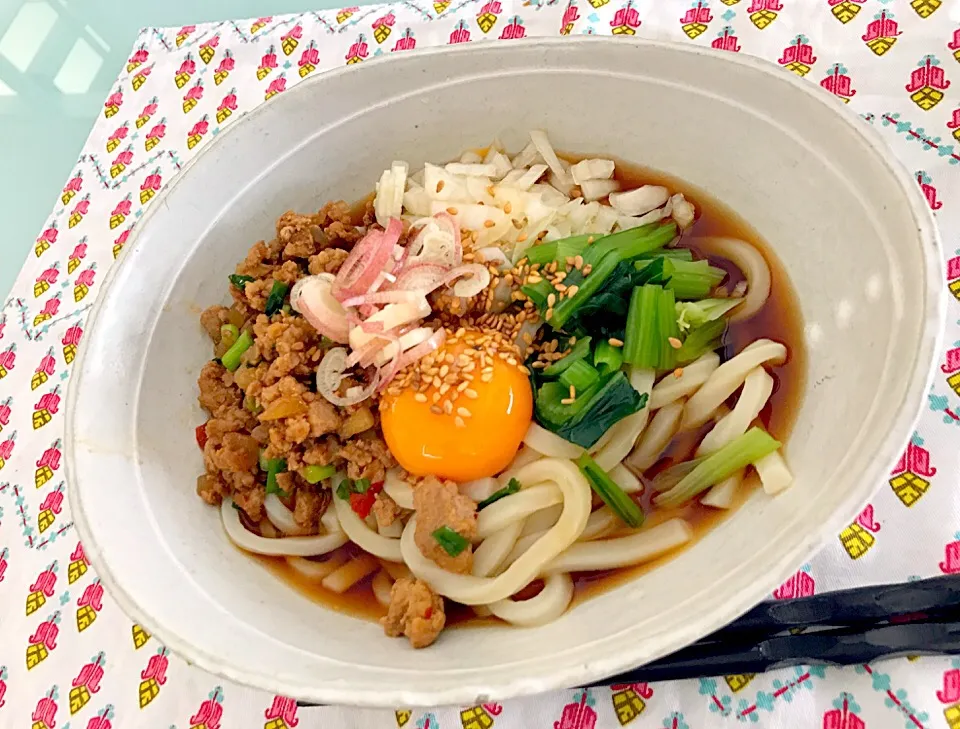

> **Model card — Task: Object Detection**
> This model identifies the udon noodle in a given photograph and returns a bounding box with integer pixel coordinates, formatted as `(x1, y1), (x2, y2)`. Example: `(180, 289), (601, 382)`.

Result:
(196, 130), (802, 648)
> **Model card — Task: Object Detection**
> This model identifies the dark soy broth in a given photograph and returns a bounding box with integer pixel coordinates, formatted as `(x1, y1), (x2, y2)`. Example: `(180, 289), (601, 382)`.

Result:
(253, 158), (807, 625)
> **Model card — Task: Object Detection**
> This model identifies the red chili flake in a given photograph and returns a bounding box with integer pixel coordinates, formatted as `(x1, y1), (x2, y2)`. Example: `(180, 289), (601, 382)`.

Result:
(195, 423), (208, 449)
(349, 481), (384, 520)
(423, 606), (433, 620)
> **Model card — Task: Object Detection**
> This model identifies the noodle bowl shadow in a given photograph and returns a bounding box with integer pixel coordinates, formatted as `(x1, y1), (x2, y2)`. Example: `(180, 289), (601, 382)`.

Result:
(65, 38), (944, 706)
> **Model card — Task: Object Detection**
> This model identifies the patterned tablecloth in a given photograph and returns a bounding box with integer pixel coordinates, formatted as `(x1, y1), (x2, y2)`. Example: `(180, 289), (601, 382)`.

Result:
(1, 1), (959, 727)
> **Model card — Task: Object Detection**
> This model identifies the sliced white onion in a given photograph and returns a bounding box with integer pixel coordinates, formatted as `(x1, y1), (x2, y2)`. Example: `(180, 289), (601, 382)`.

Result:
(290, 273), (350, 343)
(333, 489), (403, 561)
(670, 193), (696, 230)
(348, 298), (431, 352)
(489, 152), (513, 178)
(315, 347), (379, 407)
(374, 161), (408, 226)
(570, 158), (615, 185)
(609, 185), (670, 217)
(340, 290), (424, 308)
(529, 130), (569, 185)
(474, 247), (509, 266)
(447, 263), (491, 298)
(460, 150), (483, 164)
(446, 162), (497, 177)
(407, 212), (462, 268)
(221, 498), (347, 556)
(617, 207), (666, 231)
(373, 327), (434, 367)
(580, 179), (621, 203)
(423, 163), (469, 201)
(511, 142), (540, 169)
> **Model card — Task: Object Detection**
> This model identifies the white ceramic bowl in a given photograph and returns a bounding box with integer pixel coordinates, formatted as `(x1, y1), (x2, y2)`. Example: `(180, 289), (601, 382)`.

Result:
(66, 38), (944, 707)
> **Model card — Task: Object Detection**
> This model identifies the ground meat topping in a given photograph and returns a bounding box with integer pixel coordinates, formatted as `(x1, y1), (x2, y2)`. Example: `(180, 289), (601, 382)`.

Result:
(413, 477), (477, 574)
(381, 577), (445, 649)
(372, 492), (401, 529)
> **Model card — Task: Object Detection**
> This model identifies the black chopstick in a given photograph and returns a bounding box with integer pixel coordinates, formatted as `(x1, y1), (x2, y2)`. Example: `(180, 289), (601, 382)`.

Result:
(593, 575), (960, 685)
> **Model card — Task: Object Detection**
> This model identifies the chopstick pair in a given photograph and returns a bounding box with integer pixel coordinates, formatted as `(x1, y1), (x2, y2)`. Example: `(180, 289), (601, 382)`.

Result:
(596, 574), (960, 685)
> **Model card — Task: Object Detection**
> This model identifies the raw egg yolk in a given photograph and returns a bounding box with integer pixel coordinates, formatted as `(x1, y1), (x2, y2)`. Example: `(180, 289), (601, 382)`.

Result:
(379, 334), (532, 482)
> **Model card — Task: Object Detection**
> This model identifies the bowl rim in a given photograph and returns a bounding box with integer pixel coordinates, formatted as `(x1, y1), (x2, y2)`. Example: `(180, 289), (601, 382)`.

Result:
(66, 35), (946, 707)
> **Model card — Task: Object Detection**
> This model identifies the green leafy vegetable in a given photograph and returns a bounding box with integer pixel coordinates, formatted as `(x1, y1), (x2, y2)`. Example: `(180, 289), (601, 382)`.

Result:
(559, 359), (600, 392)
(623, 284), (663, 369)
(221, 330), (253, 372)
(675, 318), (726, 364)
(300, 464), (336, 484)
(432, 526), (470, 557)
(477, 478), (522, 509)
(657, 287), (680, 371)
(675, 298), (743, 333)
(547, 371), (645, 448)
(663, 259), (727, 300)
(549, 250), (620, 329)
(229, 274), (254, 289)
(654, 427), (781, 508)
(523, 234), (592, 266)
(264, 280), (289, 316)
(542, 336), (592, 377)
(576, 452), (645, 528)
(593, 339), (624, 375)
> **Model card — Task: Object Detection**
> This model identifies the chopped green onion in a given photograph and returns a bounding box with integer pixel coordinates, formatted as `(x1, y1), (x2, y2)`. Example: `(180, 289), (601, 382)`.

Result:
(221, 330), (253, 372)
(560, 359), (600, 392)
(258, 450), (270, 471)
(657, 287), (680, 371)
(264, 280), (289, 316)
(654, 427), (781, 508)
(549, 250), (620, 329)
(220, 323), (240, 348)
(675, 318), (726, 364)
(336, 479), (353, 500)
(542, 336), (592, 377)
(477, 478), (522, 509)
(281, 303), (292, 316)
(623, 284), (662, 369)
(229, 274), (254, 289)
(593, 339), (623, 375)
(243, 395), (262, 414)
(663, 259), (727, 300)
(432, 526), (469, 557)
(354, 478), (372, 494)
(264, 457), (288, 497)
(576, 452), (645, 528)
(300, 464), (336, 484)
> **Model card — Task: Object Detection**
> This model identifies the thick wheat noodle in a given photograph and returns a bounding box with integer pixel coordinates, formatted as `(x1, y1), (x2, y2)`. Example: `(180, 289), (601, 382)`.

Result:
(400, 458), (591, 605)
(592, 368), (656, 471)
(694, 236), (771, 321)
(285, 552), (347, 580)
(473, 521), (524, 577)
(379, 559), (411, 581)
(628, 400), (685, 471)
(322, 553), (380, 593)
(503, 507), (619, 568)
(498, 445), (544, 483)
(523, 422), (584, 459)
(648, 352), (720, 411)
(264, 494), (313, 536)
(475, 483), (562, 540)
(755, 450), (793, 494)
(383, 469), (414, 510)
(701, 469), (745, 509)
(544, 518), (694, 573)
(697, 367), (774, 456)
(372, 569), (395, 607)
(221, 497), (348, 556)
(522, 504), (563, 536)
(487, 573), (574, 626)
(333, 490), (403, 562)
(609, 464), (642, 494)
(682, 340), (787, 429)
